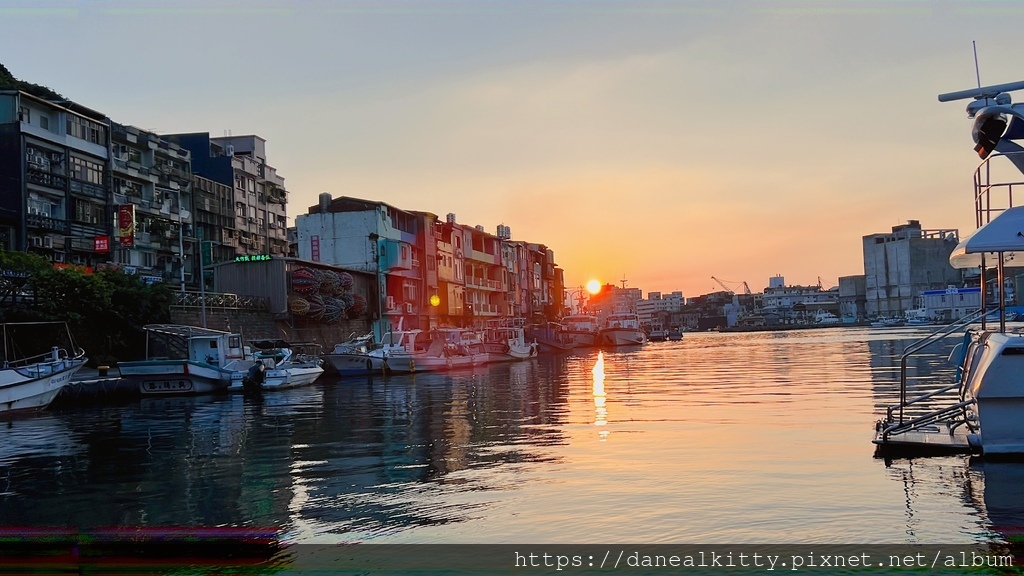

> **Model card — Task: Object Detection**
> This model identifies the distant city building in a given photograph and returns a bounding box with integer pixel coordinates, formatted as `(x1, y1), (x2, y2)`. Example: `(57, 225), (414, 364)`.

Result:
(636, 291), (684, 326)
(838, 275), (867, 322)
(921, 285), (981, 321)
(760, 275), (839, 323)
(862, 220), (962, 318)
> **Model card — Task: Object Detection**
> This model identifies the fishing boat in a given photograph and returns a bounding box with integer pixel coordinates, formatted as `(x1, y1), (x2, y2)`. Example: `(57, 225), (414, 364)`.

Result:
(226, 341), (325, 391)
(323, 333), (385, 376)
(528, 322), (576, 352)
(0, 322), (87, 414)
(383, 329), (485, 373)
(874, 79), (1024, 457)
(117, 325), (243, 396)
(647, 322), (668, 342)
(598, 312), (646, 347)
(559, 314), (601, 348)
(666, 326), (684, 341)
(479, 319), (539, 362)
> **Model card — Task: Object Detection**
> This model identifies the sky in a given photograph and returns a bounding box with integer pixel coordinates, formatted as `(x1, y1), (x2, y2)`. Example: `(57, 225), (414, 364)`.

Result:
(3, 0), (1024, 297)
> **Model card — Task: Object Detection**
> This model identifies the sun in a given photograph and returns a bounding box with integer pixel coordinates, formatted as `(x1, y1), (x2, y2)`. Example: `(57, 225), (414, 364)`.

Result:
(586, 280), (601, 294)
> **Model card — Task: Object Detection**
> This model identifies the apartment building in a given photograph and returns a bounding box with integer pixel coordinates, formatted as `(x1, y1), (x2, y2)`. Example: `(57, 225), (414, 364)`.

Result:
(0, 90), (110, 265)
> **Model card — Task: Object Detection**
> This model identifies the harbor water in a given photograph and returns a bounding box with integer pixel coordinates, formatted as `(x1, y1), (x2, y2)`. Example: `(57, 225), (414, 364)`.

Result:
(1, 327), (1020, 545)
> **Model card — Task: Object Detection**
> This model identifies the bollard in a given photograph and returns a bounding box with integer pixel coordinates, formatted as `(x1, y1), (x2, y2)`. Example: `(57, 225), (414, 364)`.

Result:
(98, 365), (109, 377)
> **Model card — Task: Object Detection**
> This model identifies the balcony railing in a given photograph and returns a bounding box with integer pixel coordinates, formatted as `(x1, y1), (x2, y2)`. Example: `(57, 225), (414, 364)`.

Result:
(26, 169), (68, 190)
(467, 277), (502, 290)
(27, 213), (69, 234)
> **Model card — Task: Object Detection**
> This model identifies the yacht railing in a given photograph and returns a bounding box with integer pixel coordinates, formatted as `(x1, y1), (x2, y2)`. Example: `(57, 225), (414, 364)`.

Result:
(880, 306), (1003, 442)
(974, 150), (1024, 227)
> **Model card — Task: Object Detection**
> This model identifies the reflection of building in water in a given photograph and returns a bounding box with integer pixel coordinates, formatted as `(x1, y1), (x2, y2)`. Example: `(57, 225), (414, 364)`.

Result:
(279, 360), (570, 536)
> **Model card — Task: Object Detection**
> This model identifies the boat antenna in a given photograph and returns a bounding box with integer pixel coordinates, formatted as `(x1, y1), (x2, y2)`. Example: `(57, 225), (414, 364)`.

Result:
(973, 40), (981, 88)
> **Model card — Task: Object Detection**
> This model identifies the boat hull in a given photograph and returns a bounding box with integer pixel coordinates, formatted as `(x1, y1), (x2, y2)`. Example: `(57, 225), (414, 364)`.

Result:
(0, 359), (85, 414)
(964, 331), (1024, 454)
(385, 352), (484, 373)
(324, 352), (385, 376)
(228, 365), (324, 391)
(118, 360), (232, 395)
(598, 328), (646, 346)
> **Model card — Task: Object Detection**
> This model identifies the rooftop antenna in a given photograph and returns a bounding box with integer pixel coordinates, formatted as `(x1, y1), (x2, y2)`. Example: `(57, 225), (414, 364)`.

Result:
(620, 275), (628, 289)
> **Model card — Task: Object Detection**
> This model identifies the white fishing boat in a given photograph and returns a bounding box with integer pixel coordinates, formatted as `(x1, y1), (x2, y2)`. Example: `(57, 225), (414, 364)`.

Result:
(323, 333), (386, 376)
(598, 312), (646, 347)
(813, 310), (841, 325)
(0, 322), (87, 414)
(647, 323), (668, 342)
(384, 329), (485, 373)
(479, 319), (539, 362)
(117, 325), (243, 395)
(226, 341), (325, 391)
(875, 79), (1024, 457)
(559, 314), (601, 348)
(904, 308), (933, 326)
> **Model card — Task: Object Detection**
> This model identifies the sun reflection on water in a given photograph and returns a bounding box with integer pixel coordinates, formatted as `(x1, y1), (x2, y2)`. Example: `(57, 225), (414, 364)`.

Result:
(592, 352), (608, 439)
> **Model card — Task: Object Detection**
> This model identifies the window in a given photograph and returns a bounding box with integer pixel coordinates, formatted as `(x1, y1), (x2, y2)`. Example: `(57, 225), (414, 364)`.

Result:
(67, 115), (106, 144)
(18, 106), (29, 122)
(69, 156), (104, 184)
(39, 116), (49, 130)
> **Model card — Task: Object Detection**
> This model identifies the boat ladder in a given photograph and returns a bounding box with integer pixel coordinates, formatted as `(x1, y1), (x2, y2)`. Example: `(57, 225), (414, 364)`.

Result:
(876, 308), (988, 446)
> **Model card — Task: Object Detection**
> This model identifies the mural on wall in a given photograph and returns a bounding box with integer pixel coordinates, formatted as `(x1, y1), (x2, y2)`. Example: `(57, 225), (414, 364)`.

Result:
(288, 267), (368, 324)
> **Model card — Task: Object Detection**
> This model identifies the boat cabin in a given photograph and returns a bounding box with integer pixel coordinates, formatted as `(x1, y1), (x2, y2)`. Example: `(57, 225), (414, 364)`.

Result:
(143, 324), (244, 368)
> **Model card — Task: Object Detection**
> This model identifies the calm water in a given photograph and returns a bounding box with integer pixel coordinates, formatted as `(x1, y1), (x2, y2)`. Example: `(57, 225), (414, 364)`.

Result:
(1, 327), (1021, 544)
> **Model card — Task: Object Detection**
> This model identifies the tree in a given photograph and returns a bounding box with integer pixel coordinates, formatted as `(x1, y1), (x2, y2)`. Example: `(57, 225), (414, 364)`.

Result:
(0, 249), (174, 364)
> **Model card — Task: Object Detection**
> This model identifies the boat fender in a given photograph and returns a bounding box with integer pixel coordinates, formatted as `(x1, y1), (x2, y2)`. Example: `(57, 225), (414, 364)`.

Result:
(446, 356), (453, 368)
(243, 362), (266, 389)
(409, 359), (416, 372)
(366, 359), (372, 372)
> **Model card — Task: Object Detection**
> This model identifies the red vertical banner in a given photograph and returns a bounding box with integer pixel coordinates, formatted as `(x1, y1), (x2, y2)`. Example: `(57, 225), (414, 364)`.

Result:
(94, 236), (110, 253)
(310, 235), (320, 262)
(117, 205), (135, 247)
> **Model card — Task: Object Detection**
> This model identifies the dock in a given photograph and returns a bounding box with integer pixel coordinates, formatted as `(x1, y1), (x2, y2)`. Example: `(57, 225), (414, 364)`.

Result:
(873, 421), (978, 458)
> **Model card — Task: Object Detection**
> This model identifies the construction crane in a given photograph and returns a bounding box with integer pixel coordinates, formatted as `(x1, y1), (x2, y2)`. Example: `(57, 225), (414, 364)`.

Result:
(711, 276), (751, 295)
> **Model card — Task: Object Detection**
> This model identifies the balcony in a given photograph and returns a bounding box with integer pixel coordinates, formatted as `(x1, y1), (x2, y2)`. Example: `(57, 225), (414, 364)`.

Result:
(27, 213), (69, 234)
(26, 169), (68, 190)
(467, 277), (502, 291)
(70, 180), (107, 200)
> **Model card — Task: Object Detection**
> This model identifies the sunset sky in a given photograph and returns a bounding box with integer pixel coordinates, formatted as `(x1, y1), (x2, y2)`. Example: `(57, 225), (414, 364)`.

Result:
(4, 1), (1024, 297)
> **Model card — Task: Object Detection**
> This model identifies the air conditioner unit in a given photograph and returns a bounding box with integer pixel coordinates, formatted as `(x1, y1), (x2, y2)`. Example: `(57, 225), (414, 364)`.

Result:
(404, 303), (414, 313)
(43, 237), (52, 248)
(386, 296), (395, 310)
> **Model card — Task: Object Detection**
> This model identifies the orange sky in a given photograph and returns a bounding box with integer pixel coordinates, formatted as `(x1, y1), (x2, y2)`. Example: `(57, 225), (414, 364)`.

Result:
(4, 1), (1020, 296)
